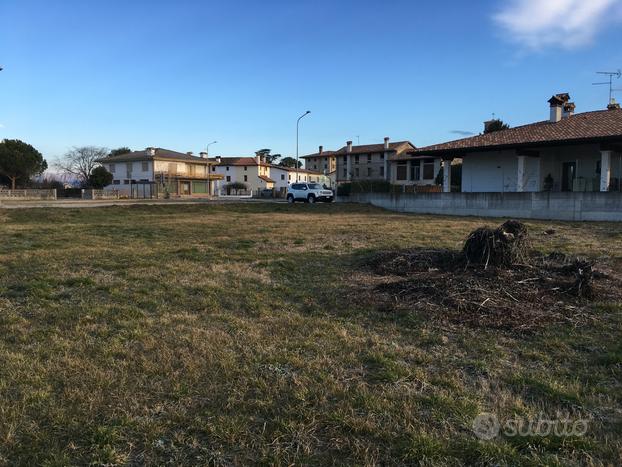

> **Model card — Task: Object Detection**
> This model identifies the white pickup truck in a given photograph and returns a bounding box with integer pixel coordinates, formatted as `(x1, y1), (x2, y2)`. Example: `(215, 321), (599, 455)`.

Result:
(286, 183), (334, 203)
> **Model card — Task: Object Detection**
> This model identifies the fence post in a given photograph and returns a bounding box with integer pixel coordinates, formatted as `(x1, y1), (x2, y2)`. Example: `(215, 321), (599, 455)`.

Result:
(52, 189), (57, 200)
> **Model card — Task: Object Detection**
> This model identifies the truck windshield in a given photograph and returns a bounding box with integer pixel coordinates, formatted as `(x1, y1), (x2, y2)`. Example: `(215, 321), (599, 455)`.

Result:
(308, 184), (321, 189)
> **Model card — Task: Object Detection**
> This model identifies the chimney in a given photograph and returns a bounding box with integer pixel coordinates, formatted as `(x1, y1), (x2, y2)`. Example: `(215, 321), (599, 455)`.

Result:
(186, 152), (194, 156)
(548, 93), (570, 123)
(319, 145), (323, 155)
(384, 137), (390, 150)
(608, 98), (621, 110)
(562, 102), (575, 118)
(256, 154), (261, 164)
(346, 141), (352, 153)
(146, 147), (156, 156)
(199, 152), (208, 158)
(216, 155), (222, 163)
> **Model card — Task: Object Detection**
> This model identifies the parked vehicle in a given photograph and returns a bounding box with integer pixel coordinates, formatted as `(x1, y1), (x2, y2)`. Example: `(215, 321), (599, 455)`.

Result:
(286, 183), (333, 203)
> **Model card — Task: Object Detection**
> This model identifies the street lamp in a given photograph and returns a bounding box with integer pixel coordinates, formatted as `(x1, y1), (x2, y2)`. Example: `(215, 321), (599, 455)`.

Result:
(296, 111), (311, 182)
(206, 141), (217, 155)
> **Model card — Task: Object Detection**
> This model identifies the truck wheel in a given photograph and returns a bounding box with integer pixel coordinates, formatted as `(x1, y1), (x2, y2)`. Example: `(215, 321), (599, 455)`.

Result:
(287, 194), (295, 203)
(307, 194), (316, 204)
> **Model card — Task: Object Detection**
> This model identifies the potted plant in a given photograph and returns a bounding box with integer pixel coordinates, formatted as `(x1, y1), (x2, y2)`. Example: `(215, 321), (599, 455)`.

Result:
(543, 173), (554, 191)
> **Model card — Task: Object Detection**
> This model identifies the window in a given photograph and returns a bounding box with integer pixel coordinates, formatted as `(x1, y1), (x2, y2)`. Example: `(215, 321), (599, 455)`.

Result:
(211, 166), (216, 172)
(411, 162), (421, 181)
(354, 155), (359, 164)
(244, 175), (248, 182)
(343, 168), (347, 178)
(244, 166), (247, 171)
(113, 180), (120, 185)
(596, 160), (601, 174)
(226, 166), (230, 171)
(380, 166), (384, 177)
(324, 163), (327, 170)
(281, 174), (285, 180)
(109, 164), (115, 173)
(355, 167), (360, 177)
(126, 162), (133, 178)
(380, 153), (385, 160)
(367, 167), (372, 176)
(367, 154), (372, 163)
(423, 159), (435, 179)
(288, 174), (291, 181)
(343, 156), (347, 163)
(396, 162), (407, 181)
(123, 180), (130, 185)
(142, 161), (149, 172)
(226, 176), (231, 182)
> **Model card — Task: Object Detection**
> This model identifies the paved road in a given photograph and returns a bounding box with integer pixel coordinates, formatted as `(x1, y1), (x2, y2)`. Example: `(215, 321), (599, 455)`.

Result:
(0, 198), (285, 209)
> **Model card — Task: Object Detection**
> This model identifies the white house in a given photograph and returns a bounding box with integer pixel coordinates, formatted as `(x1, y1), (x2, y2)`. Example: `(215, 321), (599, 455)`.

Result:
(96, 147), (223, 197)
(413, 94), (622, 193)
(210, 154), (327, 195)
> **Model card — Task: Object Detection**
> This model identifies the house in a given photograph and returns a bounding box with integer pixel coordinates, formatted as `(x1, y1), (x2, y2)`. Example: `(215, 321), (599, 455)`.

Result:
(301, 146), (337, 185)
(209, 154), (326, 195)
(334, 138), (417, 184)
(413, 94), (622, 193)
(97, 147), (223, 197)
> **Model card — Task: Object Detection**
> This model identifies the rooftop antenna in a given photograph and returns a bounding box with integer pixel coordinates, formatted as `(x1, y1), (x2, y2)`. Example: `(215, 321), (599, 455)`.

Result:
(592, 70), (622, 104)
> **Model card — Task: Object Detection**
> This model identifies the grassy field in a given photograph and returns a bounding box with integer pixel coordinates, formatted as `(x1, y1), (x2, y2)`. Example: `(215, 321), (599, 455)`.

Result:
(0, 203), (620, 466)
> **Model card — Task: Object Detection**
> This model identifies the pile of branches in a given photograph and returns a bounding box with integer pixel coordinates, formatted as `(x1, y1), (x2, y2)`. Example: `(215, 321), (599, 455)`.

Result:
(357, 220), (614, 332)
(463, 220), (530, 268)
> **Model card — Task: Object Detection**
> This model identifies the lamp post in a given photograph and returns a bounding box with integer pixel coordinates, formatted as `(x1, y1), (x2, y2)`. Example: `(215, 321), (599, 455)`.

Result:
(296, 111), (311, 182)
(206, 141), (217, 156)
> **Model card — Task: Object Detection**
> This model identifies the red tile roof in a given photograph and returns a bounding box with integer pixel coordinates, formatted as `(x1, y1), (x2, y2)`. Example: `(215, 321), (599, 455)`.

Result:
(333, 141), (415, 156)
(97, 148), (210, 163)
(301, 151), (337, 159)
(210, 156), (267, 166)
(414, 108), (622, 155)
(258, 175), (275, 183)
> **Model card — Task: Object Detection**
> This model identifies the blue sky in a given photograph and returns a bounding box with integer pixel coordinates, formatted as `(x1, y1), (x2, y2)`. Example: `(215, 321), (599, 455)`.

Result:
(2, 0), (622, 163)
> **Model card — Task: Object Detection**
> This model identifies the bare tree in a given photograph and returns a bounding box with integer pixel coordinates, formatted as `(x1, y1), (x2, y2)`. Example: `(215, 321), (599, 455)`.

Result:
(55, 146), (109, 186)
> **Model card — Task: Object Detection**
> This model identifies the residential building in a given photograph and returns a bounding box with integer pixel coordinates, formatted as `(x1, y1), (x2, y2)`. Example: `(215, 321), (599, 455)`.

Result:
(413, 94), (622, 193)
(210, 154), (326, 195)
(333, 138), (418, 184)
(97, 147), (223, 197)
(301, 146), (337, 185)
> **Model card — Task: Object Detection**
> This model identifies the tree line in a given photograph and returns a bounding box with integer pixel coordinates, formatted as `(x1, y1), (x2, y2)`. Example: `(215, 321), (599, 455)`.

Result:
(0, 141), (131, 190)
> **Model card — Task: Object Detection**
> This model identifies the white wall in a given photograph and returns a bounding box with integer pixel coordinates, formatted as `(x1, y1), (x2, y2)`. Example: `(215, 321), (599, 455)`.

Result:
(462, 145), (619, 193)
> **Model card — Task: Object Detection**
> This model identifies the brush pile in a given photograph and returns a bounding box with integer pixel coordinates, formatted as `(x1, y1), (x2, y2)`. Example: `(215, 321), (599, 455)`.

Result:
(463, 220), (530, 268)
(358, 220), (617, 332)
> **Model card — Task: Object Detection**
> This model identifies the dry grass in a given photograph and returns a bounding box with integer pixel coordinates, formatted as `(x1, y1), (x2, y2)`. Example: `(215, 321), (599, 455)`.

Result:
(0, 203), (621, 465)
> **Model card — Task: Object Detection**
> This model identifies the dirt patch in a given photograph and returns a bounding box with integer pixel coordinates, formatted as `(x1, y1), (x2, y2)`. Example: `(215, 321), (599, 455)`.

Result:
(356, 221), (621, 333)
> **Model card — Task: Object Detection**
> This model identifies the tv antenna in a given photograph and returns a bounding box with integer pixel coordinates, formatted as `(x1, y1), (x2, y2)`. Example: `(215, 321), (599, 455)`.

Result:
(593, 70), (622, 103)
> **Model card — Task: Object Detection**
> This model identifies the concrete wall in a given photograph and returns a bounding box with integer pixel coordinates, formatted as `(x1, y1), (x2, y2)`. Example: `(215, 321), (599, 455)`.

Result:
(339, 191), (622, 221)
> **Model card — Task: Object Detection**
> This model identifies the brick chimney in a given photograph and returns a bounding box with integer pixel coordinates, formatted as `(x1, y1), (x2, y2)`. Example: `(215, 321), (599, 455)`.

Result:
(562, 102), (575, 118)
(548, 93), (570, 123)
(384, 137), (390, 150)
(318, 145), (323, 155)
(346, 141), (352, 153)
